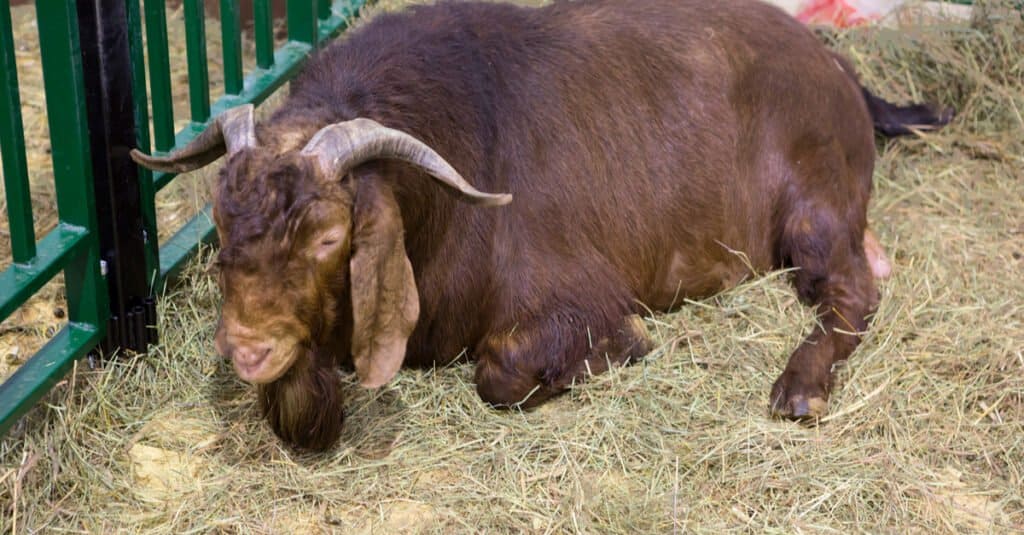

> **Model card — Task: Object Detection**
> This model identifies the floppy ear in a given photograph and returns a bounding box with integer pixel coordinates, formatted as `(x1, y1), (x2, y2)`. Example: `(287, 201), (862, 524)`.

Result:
(349, 181), (419, 388)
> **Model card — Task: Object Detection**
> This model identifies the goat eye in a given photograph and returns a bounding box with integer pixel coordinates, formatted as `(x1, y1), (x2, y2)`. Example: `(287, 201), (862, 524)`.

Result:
(320, 239), (338, 247)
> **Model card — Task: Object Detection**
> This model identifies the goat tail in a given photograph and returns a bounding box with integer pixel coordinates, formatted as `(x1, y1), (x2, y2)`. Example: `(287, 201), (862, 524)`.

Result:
(861, 86), (955, 137)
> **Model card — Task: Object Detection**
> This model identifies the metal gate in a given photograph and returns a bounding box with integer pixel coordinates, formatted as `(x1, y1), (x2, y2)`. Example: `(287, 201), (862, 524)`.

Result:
(0, 0), (368, 437)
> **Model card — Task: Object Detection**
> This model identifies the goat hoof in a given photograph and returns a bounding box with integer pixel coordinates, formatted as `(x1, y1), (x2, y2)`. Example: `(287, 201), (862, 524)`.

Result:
(770, 377), (829, 421)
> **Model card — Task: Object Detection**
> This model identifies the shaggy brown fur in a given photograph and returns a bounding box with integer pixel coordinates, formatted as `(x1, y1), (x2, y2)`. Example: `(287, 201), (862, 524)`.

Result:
(197, 0), (951, 450)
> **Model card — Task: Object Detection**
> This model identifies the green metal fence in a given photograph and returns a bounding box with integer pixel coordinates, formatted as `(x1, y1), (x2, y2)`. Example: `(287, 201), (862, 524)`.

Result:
(0, 0), (109, 438)
(0, 0), (368, 437)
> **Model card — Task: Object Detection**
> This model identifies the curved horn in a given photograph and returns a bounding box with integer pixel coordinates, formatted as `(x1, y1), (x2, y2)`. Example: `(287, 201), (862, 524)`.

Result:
(129, 104), (256, 174)
(300, 118), (512, 206)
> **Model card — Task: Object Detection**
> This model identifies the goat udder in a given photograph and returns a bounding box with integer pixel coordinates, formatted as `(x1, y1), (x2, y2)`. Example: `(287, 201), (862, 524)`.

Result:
(863, 229), (892, 279)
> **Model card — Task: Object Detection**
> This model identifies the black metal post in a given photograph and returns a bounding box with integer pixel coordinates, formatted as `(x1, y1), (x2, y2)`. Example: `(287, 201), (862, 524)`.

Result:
(77, 0), (158, 355)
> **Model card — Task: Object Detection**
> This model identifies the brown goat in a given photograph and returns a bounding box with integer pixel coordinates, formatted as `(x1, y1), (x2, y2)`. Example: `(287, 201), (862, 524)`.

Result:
(132, 0), (951, 451)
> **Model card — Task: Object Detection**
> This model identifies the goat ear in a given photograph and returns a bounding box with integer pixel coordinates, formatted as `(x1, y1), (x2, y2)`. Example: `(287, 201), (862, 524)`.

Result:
(349, 182), (419, 388)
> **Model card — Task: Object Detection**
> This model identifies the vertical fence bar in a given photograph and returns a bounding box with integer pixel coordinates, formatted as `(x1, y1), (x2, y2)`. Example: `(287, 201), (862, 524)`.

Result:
(287, 0), (318, 46)
(143, 0), (175, 151)
(78, 0), (155, 355)
(183, 0), (210, 122)
(35, 0), (108, 328)
(125, 0), (160, 287)
(254, 0), (274, 69)
(0, 0), (36, 263)
(220, 0), (243, 95)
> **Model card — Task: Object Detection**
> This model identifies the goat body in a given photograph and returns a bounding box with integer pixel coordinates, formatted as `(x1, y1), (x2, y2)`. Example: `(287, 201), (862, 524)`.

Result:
(140, 0), (951, 450)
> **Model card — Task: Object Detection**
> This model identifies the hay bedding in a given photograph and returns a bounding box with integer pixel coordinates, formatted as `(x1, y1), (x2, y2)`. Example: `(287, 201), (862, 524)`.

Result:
(1, 0), (1023, 532)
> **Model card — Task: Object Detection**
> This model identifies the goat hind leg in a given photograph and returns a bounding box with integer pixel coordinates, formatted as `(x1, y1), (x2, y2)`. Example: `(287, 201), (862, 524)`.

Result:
(771, 207), (878, 419)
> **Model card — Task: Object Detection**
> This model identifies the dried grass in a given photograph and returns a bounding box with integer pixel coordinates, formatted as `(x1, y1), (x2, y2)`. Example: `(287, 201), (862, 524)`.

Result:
(1, 0), (1023, 533)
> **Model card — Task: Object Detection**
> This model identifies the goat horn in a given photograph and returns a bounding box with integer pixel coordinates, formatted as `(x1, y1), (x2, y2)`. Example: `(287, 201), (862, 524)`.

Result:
(129, 104), (257, 173)
(301, 118), (512, 206)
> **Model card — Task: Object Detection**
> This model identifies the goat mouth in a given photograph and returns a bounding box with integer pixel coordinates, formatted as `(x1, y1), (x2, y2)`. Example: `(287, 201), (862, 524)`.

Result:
(233, 347), (300, 384)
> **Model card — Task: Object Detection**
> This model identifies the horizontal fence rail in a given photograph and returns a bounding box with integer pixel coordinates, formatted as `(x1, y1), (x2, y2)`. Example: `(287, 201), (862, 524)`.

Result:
(0, 0), (369, 438)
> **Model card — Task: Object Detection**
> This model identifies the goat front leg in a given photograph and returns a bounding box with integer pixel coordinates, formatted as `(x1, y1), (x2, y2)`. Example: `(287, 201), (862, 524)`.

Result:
(474, 311), (652, 409)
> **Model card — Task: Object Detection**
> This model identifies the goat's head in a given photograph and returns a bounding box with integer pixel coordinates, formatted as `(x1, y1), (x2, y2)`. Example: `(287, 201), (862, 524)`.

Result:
(131, 105), (511, 389)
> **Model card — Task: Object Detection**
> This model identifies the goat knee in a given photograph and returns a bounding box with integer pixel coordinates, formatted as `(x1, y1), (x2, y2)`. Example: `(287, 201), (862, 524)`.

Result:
(474, 355), (554, 409)
(473, 313), (650, 409)
(474, 329), (565, 409)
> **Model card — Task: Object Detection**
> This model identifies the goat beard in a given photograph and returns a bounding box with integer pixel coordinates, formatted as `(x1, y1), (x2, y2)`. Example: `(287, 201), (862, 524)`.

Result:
(257, 350), (344, 452)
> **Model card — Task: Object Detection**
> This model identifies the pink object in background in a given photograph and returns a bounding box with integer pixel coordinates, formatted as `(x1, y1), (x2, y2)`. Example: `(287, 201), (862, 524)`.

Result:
(794, 0), (903, 27)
